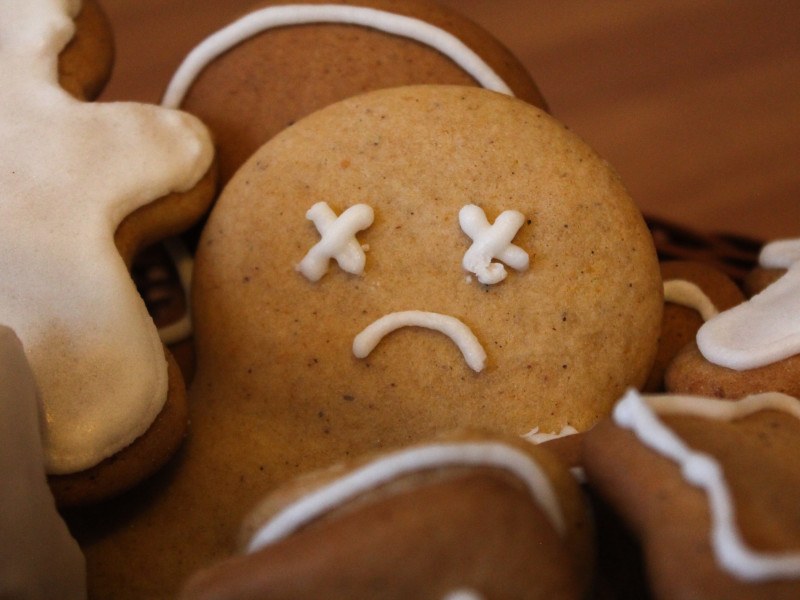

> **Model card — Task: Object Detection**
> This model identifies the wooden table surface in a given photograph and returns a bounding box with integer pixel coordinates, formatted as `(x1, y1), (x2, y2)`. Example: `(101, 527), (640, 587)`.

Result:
(99, 0), (800, 241)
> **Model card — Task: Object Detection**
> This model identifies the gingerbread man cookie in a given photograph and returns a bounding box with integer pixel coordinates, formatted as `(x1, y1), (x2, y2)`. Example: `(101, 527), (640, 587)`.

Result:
(584, 390), (800, 599)
(70, 85), (659, 598)
(181, 434), (593, 599)
(0, 0), (216, 505)
(164, 0), (546, 183)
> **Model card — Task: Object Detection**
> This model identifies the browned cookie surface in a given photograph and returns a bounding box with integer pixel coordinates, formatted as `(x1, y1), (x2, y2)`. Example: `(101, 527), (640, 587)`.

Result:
(175, 0), (546, 183)
(58, 0), (114, 100)
(584, 401), (800, 599)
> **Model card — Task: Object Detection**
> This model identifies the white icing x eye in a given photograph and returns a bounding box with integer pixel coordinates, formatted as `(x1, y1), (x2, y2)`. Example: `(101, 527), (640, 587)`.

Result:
(459, 204), (529, 285)
(297, 201), (374, 282)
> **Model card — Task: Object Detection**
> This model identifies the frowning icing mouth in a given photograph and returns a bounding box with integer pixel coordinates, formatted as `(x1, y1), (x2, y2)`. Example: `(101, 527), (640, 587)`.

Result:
(352, 310), (487, 372)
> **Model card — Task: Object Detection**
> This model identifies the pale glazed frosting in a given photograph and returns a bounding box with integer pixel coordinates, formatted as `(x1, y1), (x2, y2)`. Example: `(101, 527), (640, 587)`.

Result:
(662, 279), (719, 321)
(297, 202), (374, 281)
(759, 237), (800, 269)
(0, 326), (85, 599)
(0, 0), (214, 473)
(353, 310), (487, 372)
(246, 441), (566, 553)
(161, 3), (514, 109)
(613, 388), (800, 581)
(697, 260), (800, 370)
(459, 204), (529, 285)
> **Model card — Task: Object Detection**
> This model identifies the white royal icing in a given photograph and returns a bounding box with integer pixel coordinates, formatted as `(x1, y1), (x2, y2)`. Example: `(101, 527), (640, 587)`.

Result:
(697, 260), (800, 370)
(759, 237), (800, 269)
(663, 279), (719, 321)
(353, 310), (487, 372)
(161, 3), (514, 108)
(246, 441), (566, 553)
(459, 204), (529, 285)
(521, 425), (579, 444)
(613, 388), (800, 581)
(297, 201), (374, 281)
(0, 0), (214, 473)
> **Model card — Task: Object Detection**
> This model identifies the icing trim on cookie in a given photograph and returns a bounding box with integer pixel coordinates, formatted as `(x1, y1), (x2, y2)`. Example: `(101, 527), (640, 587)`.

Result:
(662, 279), (719, 321)
(353, 310), (487, 372)
(521, 425), (578, 444)
(459, 204), (529, 285)
(297, 201), (374, 281)
(1, 0), (214, 473)
(759, 238), (800, 269)
(162, 4), (514, 108)
(614, 389), (800, 581)
(697, 261), (800, 370)
(246, 441), (566, 553)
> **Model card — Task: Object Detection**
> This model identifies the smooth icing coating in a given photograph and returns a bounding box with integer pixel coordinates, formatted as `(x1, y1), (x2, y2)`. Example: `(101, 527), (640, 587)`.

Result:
(697, 261), (800, 370)
(614, 388), (800, 581)
(297, 202), (374, 281)
(521, 425), (579, 444)
(459, 204), (529, 285)
(246, 441), (566, 553)
(352, 310), (487, 372)
(161, 3), (514, 109)
(759, 237), (800, 269)
(0, 326), (85, 600)
(663, 279), (719, 321)
(0, 0), (214, 473)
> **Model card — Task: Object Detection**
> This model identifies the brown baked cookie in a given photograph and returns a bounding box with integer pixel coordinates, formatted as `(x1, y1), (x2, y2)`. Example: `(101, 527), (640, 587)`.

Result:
(57, 0), (114, 101)
(665, 342), (800, 399)
(71, 85), (659, 598)
(164, 0), (547, 183)
(644, 260), (745, 392)
(1, 0), (216, 506)
(584, 390), (800, 600)
(180, 434), (593, 599)
(743, 266), (784, 297)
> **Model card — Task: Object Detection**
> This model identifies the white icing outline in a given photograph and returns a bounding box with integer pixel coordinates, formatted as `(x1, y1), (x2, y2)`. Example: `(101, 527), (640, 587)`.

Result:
(352, 310), (487, 372)
(162, 4), (514, 109)
(297, 201), (374, 282)
(613, 389), (800, 581)
(246, 441), (566, 553)
(459, 204), (529, 285)
(662, 279), (719, 321)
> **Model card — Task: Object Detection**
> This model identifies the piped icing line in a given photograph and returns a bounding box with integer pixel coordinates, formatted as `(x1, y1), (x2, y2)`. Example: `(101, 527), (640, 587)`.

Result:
(662, 279), (719, 321)
(697, 260), (800, 370)
(246, 441), (566, 554)
(521, 425), (579, 444)
(161, 3), (514, 108)
(297, 202), (374, 281)
(353, 310), (487, 372)
(613, 389), (800, 581)
(1, 0), (214, 473)
(459, 204), (529, 285)
(759, 237), (800, 269)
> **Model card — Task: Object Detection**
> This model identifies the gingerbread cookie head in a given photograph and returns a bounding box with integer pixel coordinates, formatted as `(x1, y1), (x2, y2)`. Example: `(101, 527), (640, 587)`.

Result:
(0, 0), (214, 501)
(192, 85), (662, 474)
(666, 236), (800, 399)
(584, 390), (800, 599)
(164, 0), (546, 183)
(180, 434), (593, 599)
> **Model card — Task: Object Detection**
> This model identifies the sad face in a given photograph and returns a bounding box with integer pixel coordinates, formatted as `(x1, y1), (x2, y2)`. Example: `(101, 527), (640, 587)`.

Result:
(191, 85), (662, 471)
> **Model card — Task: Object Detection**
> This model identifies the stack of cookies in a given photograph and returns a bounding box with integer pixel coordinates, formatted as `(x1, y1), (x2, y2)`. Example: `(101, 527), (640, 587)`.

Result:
(2, 1), (799, 598)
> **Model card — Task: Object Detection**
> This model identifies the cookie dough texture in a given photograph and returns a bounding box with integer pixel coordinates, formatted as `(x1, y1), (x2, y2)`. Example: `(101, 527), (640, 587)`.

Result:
(176, 0), (547, 182)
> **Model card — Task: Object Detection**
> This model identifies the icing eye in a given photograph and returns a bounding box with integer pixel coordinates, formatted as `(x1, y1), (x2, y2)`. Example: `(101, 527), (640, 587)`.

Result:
(459, 204), (529, 285)
(296, 201), (374, 282)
